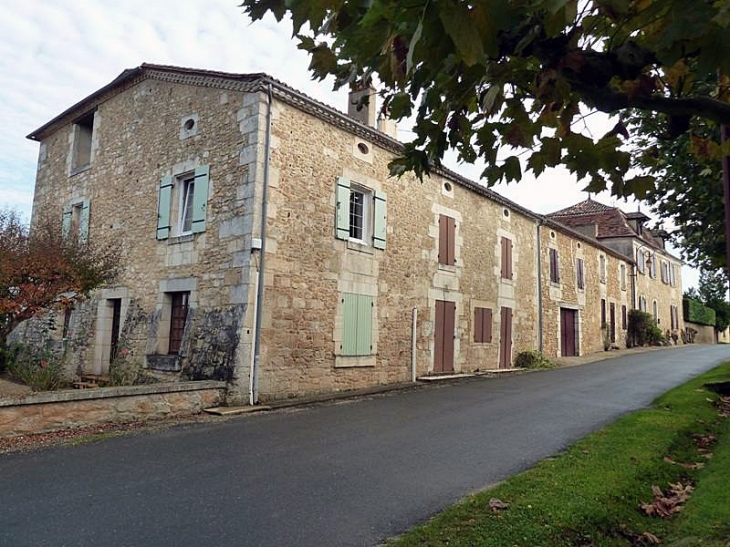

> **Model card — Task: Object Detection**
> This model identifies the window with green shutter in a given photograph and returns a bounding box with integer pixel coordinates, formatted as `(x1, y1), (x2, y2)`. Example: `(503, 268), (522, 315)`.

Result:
(157, 166), (210, 240)
(341, 293), (374, 356)
(334, 177), (387, 249)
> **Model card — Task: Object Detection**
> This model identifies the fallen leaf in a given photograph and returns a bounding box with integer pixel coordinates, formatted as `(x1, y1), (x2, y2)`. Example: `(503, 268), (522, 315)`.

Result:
(488, 498), (509, 512)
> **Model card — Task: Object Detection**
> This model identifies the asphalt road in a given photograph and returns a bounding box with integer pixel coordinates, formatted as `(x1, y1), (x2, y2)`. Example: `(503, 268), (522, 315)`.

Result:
(2, 345), (729, 547)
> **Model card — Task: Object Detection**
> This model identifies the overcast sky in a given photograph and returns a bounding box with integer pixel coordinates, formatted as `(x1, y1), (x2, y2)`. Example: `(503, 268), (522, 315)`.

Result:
(0, 0), (698, 288)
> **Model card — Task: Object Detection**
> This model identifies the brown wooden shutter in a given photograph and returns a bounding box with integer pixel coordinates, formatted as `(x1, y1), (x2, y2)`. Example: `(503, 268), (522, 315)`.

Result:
(439, 215), (456, 265)
(577, 259), (584, 289)
(601, 299), (606, 327)
(549, 249), (559, 283)
(622, 305), (627, 329)
(485, 308), (492, 343)
(474, 308), (483, 343)
(501, 237), (513, 279)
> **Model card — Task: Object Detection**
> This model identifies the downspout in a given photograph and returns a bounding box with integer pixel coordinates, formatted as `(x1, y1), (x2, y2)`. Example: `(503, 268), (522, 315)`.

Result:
(411, 307), (418, 382)
(250, 82), (273, 405)
(536, 220), (544, 353)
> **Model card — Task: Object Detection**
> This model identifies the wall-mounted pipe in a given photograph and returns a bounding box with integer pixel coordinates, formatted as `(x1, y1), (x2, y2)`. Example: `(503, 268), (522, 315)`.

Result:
(411, 307), (418, 382)
(250, 82), (273, 405)
(536, 221), (544, 353)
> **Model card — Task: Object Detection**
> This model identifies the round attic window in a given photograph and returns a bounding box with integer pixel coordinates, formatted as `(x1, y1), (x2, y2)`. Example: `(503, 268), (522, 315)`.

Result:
(184, 118), (195, 131)
(550, 230), (556, 239)
(503, 208), (510, 217)
(577, 243), (581, 249)
(444, 182), (452, 192)
(357, 142), (369, 154)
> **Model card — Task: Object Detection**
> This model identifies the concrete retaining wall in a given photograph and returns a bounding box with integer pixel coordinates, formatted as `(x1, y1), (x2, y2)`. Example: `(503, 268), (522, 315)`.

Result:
(0, 381), (226, 438)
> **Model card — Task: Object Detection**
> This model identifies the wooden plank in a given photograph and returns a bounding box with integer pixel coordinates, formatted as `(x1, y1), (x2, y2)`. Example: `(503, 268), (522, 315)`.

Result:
(443, 301), (455, 372)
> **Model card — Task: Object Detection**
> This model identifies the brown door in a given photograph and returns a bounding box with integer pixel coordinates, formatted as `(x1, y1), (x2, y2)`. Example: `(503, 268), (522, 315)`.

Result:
(560, 308), (577, 357)
(109, 299), (122, 364)
(169, 292), (190, 355)
(609, 303), (616, 343)
(499, 306), (513, 368)
(434, 300), (455, 373)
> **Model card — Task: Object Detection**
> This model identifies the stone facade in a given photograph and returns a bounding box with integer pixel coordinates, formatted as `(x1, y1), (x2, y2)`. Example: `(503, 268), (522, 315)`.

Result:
(23, 64), (684, 404)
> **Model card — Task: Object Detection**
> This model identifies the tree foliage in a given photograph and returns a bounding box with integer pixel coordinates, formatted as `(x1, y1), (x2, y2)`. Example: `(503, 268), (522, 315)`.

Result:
(0, 209), (120, 351)
(625, 75), (725, 272)
(697, 268), (730, 331)
(242, 0), (730, 199)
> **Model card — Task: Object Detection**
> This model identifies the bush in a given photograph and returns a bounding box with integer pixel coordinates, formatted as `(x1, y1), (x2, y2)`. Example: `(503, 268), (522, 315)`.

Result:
(106, 348), (157, 387)
(683, 298), (716, 326)
(627, 310), (667, 347)
(6, 345), (67, 391)
(514, 350), (555, 369)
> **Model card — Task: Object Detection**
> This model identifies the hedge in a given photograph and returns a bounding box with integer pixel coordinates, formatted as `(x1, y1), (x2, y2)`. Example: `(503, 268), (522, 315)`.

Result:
(683, 297), (716, 326)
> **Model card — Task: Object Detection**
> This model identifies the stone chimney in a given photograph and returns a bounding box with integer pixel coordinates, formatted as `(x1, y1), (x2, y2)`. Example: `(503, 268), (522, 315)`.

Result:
(377, 115), (398, 139)
(348, 86), (377, 128)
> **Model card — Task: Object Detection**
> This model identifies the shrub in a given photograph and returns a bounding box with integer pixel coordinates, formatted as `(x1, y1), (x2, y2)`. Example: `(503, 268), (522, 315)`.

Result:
(106, 348), (157, 387)
(514, 350), (555, 369)
(627, 310), (666, 347)
(6, 345), (67, 391)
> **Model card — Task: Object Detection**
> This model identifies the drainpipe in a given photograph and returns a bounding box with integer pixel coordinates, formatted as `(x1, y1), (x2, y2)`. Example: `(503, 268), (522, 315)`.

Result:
(411, 307), (418, 382)
(536, 220), (544, 352)
(250, 82), (273, 405)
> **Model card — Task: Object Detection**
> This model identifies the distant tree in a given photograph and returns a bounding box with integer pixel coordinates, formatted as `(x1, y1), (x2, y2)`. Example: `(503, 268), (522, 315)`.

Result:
(697, 269), (730, 332)
(625, 75), (725, 272)
(0, 209), (120, 356)
(243, 0), (730, 199)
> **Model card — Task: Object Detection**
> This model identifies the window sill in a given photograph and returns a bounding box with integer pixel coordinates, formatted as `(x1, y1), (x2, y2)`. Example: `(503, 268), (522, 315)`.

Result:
(438, 264), (457, 273)
(146, 354), (181, 372)
(335, 354), (376, 368)
(69, 164), (91, 177)
(168, 234), (195, 245)
(346, 240), (374, 254)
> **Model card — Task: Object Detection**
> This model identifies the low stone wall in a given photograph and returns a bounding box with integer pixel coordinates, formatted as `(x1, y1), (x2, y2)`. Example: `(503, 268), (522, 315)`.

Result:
(0, 381), (226, 438)
(685, 321), (716, 344)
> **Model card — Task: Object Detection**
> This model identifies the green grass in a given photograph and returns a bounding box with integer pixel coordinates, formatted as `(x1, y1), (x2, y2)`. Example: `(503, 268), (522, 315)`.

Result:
(391, 363), (730, 547)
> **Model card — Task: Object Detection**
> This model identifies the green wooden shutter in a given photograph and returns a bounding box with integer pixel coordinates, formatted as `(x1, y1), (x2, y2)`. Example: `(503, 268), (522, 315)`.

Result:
(79, 199), (90, 244)
(191, 165), (209, 234)
(157, 175), (173, 240)
(356, 295), (373, 355)
(342, 293), (359, 355)
(335, 177), (350, 240)
(373, 190), (387, 249)
(342, 293), (373, 356)
(62, 206), (72, 238)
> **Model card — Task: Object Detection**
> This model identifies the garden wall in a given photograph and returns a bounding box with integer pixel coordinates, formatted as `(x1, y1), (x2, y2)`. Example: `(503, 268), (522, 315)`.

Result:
(0, 381), (226, 438)
(685, 321), (716, 345)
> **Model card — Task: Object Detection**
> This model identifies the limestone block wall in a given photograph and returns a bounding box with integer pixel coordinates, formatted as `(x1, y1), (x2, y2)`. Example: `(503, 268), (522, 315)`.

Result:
(633, 246), (684, 337)
(256, 98), (540, 401)
(540, 225), (630, 358)
(29, 79), (263, 385)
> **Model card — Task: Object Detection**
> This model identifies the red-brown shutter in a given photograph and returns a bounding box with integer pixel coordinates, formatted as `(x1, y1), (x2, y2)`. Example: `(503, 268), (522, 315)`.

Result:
(447, 217), (456, 265)
(474, 308), (483, 343)
(485, 308), (492, 342)
(439, 215), (456, 266)
(504, 238), (513, 279)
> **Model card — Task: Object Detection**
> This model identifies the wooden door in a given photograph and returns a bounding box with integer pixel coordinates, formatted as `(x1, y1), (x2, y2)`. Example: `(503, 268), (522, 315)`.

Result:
(560, 308), (577, 357)
(499, 306), (513, 368)
(434, 300), (455, 373)
(169, 292), (190, 355)
(609, 303), (616, 343)
(109, 299), (122, 364)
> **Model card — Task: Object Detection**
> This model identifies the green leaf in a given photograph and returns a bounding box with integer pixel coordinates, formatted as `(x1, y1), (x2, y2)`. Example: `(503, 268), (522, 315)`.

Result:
(437, 4), (487, 66)
(503, 156), (522, 182)
(406, 20), (423, 75)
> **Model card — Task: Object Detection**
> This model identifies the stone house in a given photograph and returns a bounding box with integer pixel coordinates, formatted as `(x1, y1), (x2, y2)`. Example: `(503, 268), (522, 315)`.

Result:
(548, 199), (684, 341)
(22, 64), (680, 403)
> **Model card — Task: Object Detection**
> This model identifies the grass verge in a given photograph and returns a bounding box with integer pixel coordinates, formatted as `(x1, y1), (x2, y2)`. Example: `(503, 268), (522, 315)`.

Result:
(390, 363), (730, 546)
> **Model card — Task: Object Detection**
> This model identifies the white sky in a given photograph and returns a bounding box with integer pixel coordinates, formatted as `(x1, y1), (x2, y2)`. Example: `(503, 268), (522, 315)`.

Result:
(0, 0), (698, 288)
